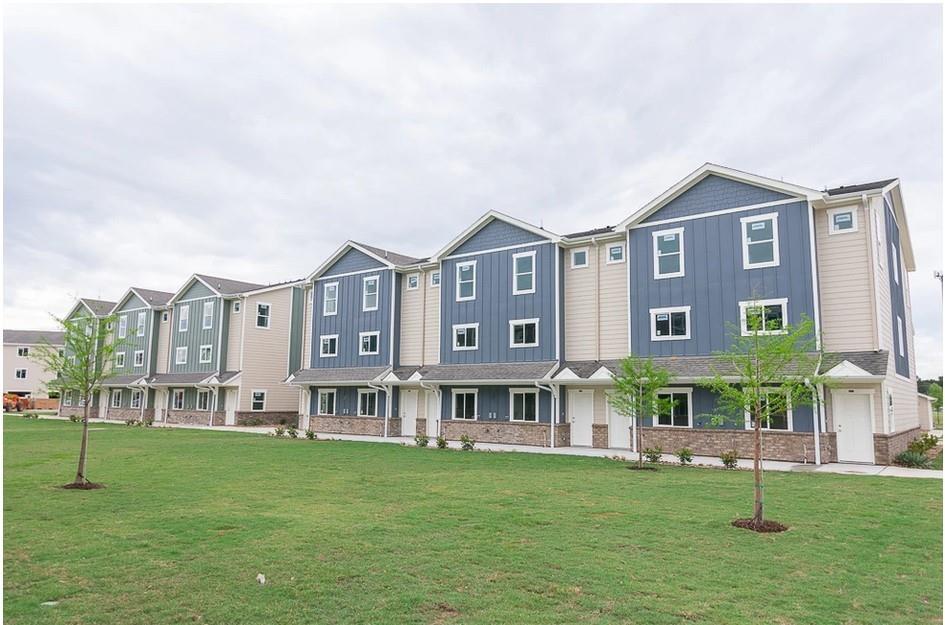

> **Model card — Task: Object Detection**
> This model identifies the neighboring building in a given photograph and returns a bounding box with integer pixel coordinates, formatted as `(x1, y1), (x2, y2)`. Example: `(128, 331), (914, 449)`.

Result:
(58, 297), (117, 419)
(3, 329), (65, 400)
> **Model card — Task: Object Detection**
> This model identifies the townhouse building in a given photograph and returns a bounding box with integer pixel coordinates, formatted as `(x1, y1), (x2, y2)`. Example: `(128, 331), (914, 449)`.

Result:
(58, 297), (117, 419)
(3, 329), (65, 401)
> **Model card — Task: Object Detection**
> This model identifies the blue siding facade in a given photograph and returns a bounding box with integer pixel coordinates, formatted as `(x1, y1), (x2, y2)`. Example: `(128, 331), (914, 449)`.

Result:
(641, 175), (791, 223)
(885, 197), (910, 377)
(439, 385), (553, 423)
(452, 219), (549, 255)
(308, 386), (389, 418)
(323, 248), (386, 277)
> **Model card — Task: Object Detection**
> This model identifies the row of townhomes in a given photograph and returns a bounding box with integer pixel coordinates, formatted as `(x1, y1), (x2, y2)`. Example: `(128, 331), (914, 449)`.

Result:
(59, 164), (924, 465)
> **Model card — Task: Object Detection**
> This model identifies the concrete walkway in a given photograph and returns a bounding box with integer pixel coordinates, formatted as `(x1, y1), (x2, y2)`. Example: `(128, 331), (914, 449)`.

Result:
(39, 415), (943, 479)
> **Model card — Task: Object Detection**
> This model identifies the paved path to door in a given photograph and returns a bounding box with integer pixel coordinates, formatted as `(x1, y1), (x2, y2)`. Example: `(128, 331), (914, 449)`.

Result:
(39, 415), (943, 479)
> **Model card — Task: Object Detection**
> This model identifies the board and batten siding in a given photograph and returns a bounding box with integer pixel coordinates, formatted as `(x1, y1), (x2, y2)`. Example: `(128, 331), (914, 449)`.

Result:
(302, 286), (313, 368)
(168, 294), (221, 375)
(563, 241), (628, 361)
(640, 174), (792, 223)
(815, 202), (876, 352)
(239, 287), (298, 412)
(111, 296), (151, 378)
(439, 385), (553, 423)
(884, 197), (910, 377)
(870, 195), (894, 356)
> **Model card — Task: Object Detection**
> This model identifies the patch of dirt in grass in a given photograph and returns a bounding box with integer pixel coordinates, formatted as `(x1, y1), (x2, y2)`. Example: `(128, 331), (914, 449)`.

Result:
(732, 518), (789, 533)
(61, 482), (106, 490)
(428, 602), (460, 625)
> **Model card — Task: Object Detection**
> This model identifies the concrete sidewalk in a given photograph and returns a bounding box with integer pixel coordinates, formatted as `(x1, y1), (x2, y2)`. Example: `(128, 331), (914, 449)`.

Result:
(39, 415), (943, 479)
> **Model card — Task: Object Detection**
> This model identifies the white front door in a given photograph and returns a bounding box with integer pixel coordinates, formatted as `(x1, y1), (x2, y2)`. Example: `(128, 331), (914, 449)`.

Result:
(401, 389), (418, 437)
(608, 401), (632, 449)
(570, 389), (594, 447)
(154, 390), (166, 423)
(98, 391), (109, 420)
(225, 389), (237, 426)
(425, 391), (439, 437)
(834, 391), (874, 464)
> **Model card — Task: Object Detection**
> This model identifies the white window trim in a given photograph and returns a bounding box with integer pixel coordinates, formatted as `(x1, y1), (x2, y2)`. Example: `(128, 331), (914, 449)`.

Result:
(233, 301), (241, 313)
(15, 368), (27, 379)
(892, 244), (900, 284)
(202, 301), (214, 330)
(652, 227), (685, 279)
(323, 282), (339, 317)
(255, 302), (272, 329)
(509, 388), (539, 422)
(17, 347), (29, 357)
(740, 213), (780, 270)
(358, 331), (380, 356)
(406, 273), (420, 291)
(509, 318), (540, 348)
(430, 271), (441, 288)
(63, 392), (73, 406)
(452, 323), (480, 351)
(111, 389), (122, 408)
(178, 304), (190, 332)
(133, 350), (145, 367)
(199, 344), (213, 364)
(743, 389), (793, 432)
(115, 352), (126, 368)
(570, 247), (589, 269)
(172, 389), (185, 410)
(455, 260), (477, 302)
(650, 306), (691, 341)
(362, 275), (380, 312)
(451, 388), (478, 420)
(606, 243), (625, 264)
(117, 315), (128, 339)
(136, 311), (147, 337)
(175, 346), (188, 365)
(251, 389), (267, 412)
(511, 250), (536, 296)
(162, 311), (169, 322)
(319, 334), (339, 358)
(196, 389), (210, 412)
(317, 389), (336, 416)
(130, 390), (142, 409)
(738, 298), (788, 336)
(896, 316), (905, 357)
(654, 387), (694, 429)
(357, 389), (378, 417)
(827, 207), (859, 235)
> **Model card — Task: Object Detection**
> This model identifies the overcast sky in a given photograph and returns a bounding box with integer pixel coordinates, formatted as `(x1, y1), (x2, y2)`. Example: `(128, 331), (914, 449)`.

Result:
(4, 4), (942, 376)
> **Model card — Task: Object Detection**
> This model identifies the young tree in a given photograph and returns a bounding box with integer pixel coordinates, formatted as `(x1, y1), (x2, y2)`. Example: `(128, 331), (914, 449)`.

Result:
(609, 357), (675, 469)
(33, 313), (124, 488)
(700, 313), (827, 530)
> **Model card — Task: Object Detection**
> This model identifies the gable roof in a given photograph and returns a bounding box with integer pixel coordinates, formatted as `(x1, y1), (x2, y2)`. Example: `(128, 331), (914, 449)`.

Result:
(353, 242), (427, 267)
(825, 179), (899, 196)
(65, 297), (118, 320)
(305, 240), (424, 282)
(110, 286), (175, 314)
(562, 225), (616, 239)
(168, 273), (265, 304)
(430, 210), (560, 261)
(4, 329), (65, 346)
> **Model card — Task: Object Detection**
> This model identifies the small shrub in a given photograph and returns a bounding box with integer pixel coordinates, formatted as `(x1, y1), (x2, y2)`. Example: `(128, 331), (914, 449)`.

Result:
(287, 425), (299, 439)
(142, 417), (153, 427)
(436, 435), (448, 449)
(675, 447), (694, 465)
(894, 450), (931, 468)
(415, 433), (430, 447)
(68, 414), (81, 423)
(22, 412), (39, 419)
(460, 434), (476, 451)
(907, 433), (940, 455)
(642, 447), (662, 463)
(305, 430), (316, 440)
(124, 418), (139, 426)
(720, 450), (738, 469)
(273, 426), (285, 438)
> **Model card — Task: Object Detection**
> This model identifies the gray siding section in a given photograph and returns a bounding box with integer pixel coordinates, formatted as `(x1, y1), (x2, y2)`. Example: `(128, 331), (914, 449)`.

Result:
(112, 308), (151, 377)
(629, 201), (816, 356)
(323, 248), (386, 277)
(311, 269), (393, 368)
(169, 296), (221, 374)
(440, 242), (558, 364)
(392, 274), (402, 367)
(885, 197), (910, 376)
(641, 174), (792, 223)
(180, 279), (216, 301)
(308, 386), (388, 418)
(451, 219), (549, 256)
(440, 385), (552, 423)
(148, 310), (161, 373)
(167, 387), (226, 411)
(219, 303), (230, 374)
(288, 286), (305, 374)
(117, 293), (146, 312)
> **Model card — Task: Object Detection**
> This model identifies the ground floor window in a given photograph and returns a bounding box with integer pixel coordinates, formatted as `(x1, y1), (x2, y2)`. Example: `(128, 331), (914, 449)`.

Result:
(130, 390), (142, 409)
(357, 389), (377, 416)
(452, 389), (477, 420)
(655, 389), (692, 427)
(251, 390), (266, 412)
(744, 391), (792, 431)
(111, 389), (122, 408)
(510, 389), (538, 422)
(197, 389), (210, 411)
(172, 389), (185, 410)
(63, 391), (72, 407)
(318, 389), (336, 415)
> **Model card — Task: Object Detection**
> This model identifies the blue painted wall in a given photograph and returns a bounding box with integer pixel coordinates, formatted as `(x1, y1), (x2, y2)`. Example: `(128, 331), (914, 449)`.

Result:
(439, 385), (553, 423)
(452, 218), (549, 255)
(323, 248), (386, 277)
(308, 386), (388, 418)
(641, 175), (791, 223)
(884, 197), (910, 377)
(311, 269), (393, 368)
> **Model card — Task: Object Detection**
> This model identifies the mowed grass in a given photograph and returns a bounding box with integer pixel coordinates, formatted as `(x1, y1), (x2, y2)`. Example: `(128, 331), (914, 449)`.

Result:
(4, 418), (942, 625)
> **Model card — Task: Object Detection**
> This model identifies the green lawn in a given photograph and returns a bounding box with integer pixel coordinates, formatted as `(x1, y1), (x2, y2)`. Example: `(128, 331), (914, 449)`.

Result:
(4, 418), (942, 625)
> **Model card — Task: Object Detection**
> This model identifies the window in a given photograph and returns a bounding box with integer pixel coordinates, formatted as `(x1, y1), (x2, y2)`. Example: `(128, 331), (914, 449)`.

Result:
(456, 261), (476, 301)
(129, 390), (141, 409)
(653, 228), (684, 278)
(14, 368), (27, 379)
(63, 392), (72, 407)
(118, 315), (128, 339)
(892, 244), (900, 284)
(175, 346), (188, 365)
(430, 271), (441, 287)
(828, 208), (858, 234)
(115, 352), (126, 368)
(509, 319), (539, 348)
(452, 389), (477, 420)
(196, 389), (210, 411)
(199, 344), (213, 364)
(512, 251), (536, 295)
(897, 316), (905, 357)
(357, 389), (377, 416)
(320, 335), (338, 358)
(655, 390), (692, 428)
(739, 299), (788, 336)
(256, 303), (271, 329)
(741, 213), (780, 269)
(162, 311), (168, 322)
(78, 394), (86, 407)
(510, 389), (538, 422)
(571, 248), (588, 268)
(362, 276), (379, 311)
(137, 311), (146, 337)
(359, 331), (380, 355)
(233, 301), (241, 313)
(58, 349), (65, 358)
(202, 301), (214, 330)
(178, 304), (190, 332)
(111, 390), (122, 408)
(323, 282), (338, 316)
(650, 306), (690, 341)
(317, 389), (336, 415)
(745, 391), (792, 431)
(407, 274), (419, 290)
(453, 323), (479, 351)
(172, 389), (185, 410)
(133, 350), (145, 367)
(17, 347), (28, 357)
(251, 390), (266, 412)
(607, 244), (625, 264)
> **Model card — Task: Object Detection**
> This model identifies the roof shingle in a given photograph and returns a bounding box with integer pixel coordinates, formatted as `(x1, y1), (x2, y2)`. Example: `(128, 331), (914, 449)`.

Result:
(3, 330), (66, 345)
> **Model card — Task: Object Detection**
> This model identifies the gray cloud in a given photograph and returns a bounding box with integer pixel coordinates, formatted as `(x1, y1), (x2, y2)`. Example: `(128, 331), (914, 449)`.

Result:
(4, 4), (942, 376)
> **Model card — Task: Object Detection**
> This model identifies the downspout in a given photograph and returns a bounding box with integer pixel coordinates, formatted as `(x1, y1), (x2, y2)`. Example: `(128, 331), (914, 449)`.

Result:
(535, 381), (558, 448)
(420, 381), (441, 438)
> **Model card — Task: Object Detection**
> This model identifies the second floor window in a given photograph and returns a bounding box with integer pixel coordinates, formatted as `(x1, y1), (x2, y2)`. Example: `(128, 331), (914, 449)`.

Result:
(407, 274), (419, 290)
(430, 271), (441, 287)
(739, 299), (787, 336)
(202, 301), (214, 330)
(320, 335), (338, 357)
(510, 319), (539, 348)
(456, 261), (476, 301)
(199, 345), (213, 364)
(15, 368), (27, 379)
(17, 347), (28, 357)
(741, 213), (779, 269)
(571, 248), (588, 268)
(256, 303), (271, 328)
(892, 244), (901, 284)
(175, 346), (188, 365)
(512, 251), (536, 295)
(179, 305), (189, 332)
(359, 331), (379, 355)
(115, 352), (126, 368)
(651, 306), (690, 341)
(118, 315), (128, 339)
(453, 323), (478, 351)
(137, 311), (146, 337)
(608, 244), (625, 263)
(233, 301), (241, 313)
(828, 208), (857, 234)
(363, 276), (379, 311)
(133, 350), (144, 367)
(653, 228), (684, 278)
(323, 282), (338, 316)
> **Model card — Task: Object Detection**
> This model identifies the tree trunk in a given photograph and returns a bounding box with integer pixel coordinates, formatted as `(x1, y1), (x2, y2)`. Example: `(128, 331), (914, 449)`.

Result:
(752, 402), (763, 524)
(74, 396), (91, 485)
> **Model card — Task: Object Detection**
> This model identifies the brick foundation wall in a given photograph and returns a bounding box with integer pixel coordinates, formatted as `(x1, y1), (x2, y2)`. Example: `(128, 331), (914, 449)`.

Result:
(235, 411), (297, 427)
(166, 410), (225, 426)
(32, 398), (59, 410)
(637, 427), (837, 464)
(592, 424), (609, 448)
(873, 427), (922, 465)
(59, 406), (86, 419)
(554, 423), (571, 447)
(309, 415), (401, 437)
(441, 420), (558, 447)
(104, 408), (155, 422)
(415, 418), (427, 437)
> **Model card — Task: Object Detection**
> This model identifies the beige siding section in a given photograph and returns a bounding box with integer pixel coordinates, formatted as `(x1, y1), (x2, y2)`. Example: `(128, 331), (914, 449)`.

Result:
(3, 344), (58, 397)
(226, 300), (243, 371)
(564, 240), (628, 361)
(156, 313), (170, 373)
(423, 270), (441, 365)
(886, 373), (919, 432)
(869, 196), (894, 353)
(824, 383), (884, 432)
(302, 286), (313, 369)
(238, 287), (297, 412)
(815, 202), (876, 351)
(399, 271), (425, 366)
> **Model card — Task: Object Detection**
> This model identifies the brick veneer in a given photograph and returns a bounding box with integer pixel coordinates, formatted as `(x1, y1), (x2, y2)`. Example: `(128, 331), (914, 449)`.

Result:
(60, 406), (90, 420)
(441, 420), (566, 447)
(103, 408), (155, 422)
(235, 411), (297, 427)
(634, 427), (837, 464)
(873, 427), (921, 465)
(308, 415), (401, 437)
(592, 424), (609, 448)
(415, 418), (428, 437)
(166, 410), (225, 426)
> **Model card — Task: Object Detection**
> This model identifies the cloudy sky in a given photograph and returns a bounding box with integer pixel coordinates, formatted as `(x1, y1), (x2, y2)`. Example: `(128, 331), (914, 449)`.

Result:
(4, 4), (942, 376)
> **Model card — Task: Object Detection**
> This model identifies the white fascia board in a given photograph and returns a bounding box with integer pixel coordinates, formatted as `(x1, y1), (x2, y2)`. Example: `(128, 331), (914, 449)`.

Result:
(167, 274), (223, 306)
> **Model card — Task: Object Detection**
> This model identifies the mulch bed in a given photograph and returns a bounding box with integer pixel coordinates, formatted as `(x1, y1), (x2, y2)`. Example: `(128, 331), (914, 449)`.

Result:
(732, 518), (789, 533)
(60, 482), (106, 490)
